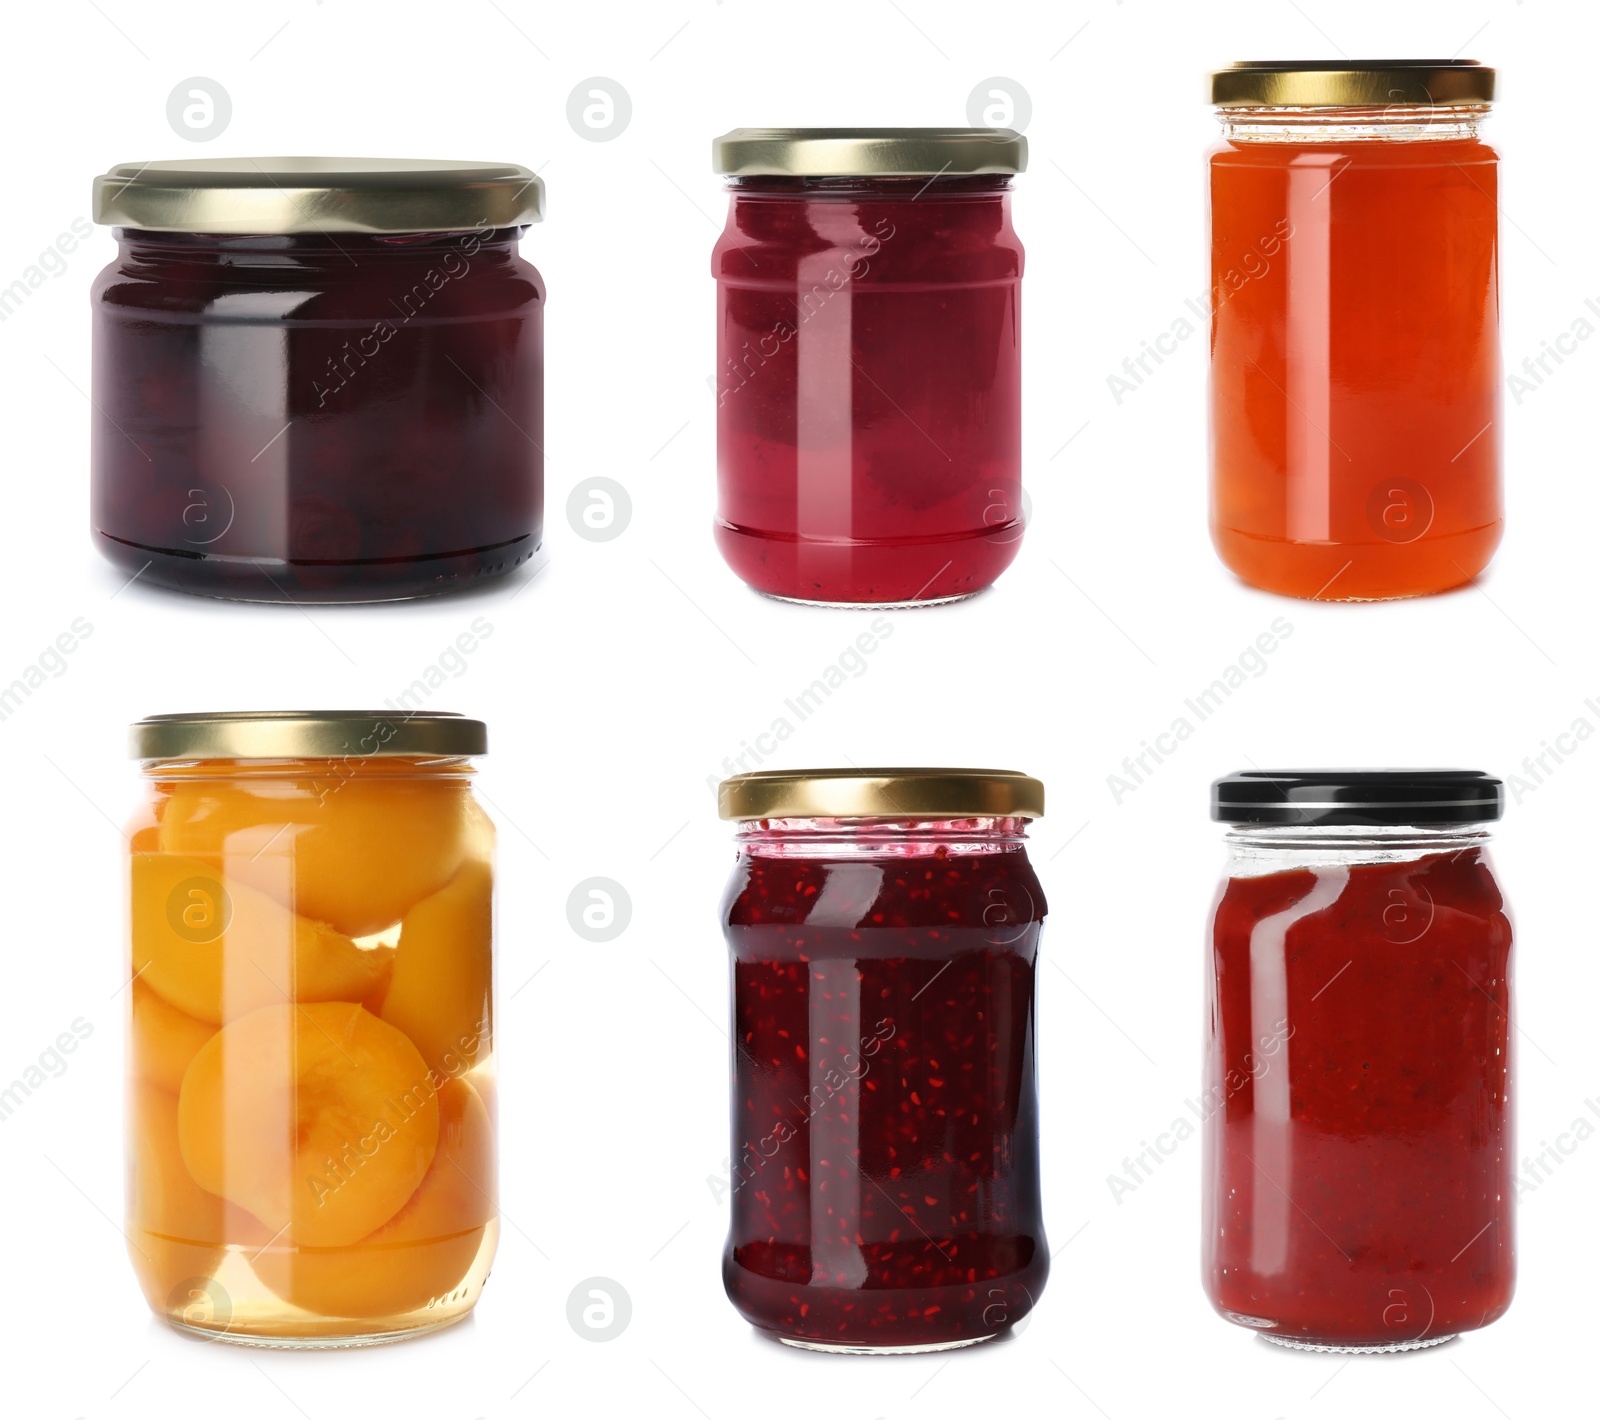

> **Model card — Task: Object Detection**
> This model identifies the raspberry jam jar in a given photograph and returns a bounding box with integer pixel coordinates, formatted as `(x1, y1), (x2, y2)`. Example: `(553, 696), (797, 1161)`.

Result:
(1204, 770), (1514, 1352)
(718, 769), (1048, 1352)
(91, 158), (544, 602)
(1208, 62), (1501, 600)
(712, 130), (1026, 606)
(125, 712), (497, 1346)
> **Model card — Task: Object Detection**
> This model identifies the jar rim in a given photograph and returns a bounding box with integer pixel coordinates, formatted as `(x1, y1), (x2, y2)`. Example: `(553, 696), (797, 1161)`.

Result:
(93, 157), (544, 234)
(711, 128), (1026, 177)
(1211, 59), (1495, 109)
(129, 711), (486, 761)
(719, 768), (1043, 821)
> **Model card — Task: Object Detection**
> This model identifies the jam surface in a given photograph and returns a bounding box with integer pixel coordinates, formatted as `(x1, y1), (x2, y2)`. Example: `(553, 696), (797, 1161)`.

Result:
(722, 834), (1047, 1348)
(1209, 134), (1501, 599)
(92, 228), (543, 602)
(1203, 849), (1514, 1346)
(713, 176), (1024, 605)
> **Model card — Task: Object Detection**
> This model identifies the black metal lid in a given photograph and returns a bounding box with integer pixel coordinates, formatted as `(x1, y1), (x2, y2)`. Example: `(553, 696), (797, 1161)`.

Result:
(1212, 769), (1503, 827)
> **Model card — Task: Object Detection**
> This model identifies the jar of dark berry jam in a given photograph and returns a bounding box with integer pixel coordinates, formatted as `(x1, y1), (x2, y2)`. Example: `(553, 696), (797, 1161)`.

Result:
(1205, 770), (1514, 1352)
(90, 158), (545, 602)
(711, 130), (1027, 607)
(718, 768), (1048, 1352)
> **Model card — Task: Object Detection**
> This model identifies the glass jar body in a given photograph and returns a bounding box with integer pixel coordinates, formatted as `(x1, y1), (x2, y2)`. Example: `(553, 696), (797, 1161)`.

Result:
(92, 228), (544, 602)
(713, 177), (1024, 607)
(1202, 824), (1514, 1350)
(721, 816), (1048, 1352)
(1207, 107), (1501, 600)
(125, 752), (497, 1345)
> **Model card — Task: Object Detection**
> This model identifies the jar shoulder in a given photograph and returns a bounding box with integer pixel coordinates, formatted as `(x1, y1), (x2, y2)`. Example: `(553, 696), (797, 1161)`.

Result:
(92, 247), (544, 318)
(1208, 135), (1499, 169)
(1212, 847), (1511, 954)
(713, 194), (1022, 283)
(722, 849), (1046, 935)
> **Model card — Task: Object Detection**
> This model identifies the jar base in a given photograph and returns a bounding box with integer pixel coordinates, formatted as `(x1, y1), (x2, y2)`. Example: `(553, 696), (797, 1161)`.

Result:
(96, 531), (540, 604)
(1259, 1332), (1457, 1355)
(1209, 521), (1501, 601)
(165, 1311), (469, 1349)
(713, 517), (1020, 607)
(759, 589), (980, 611)
(776, 1331), (997, 1355)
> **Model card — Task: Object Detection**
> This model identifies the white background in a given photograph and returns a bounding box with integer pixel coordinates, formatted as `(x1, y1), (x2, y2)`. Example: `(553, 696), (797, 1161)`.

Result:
(0, 1), (1593, 1417)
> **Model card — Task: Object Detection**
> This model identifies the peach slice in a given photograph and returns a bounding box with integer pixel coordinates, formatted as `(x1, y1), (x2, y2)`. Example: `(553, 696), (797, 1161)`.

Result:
(128, 1083), (271, 1321)
(131, 980), (216, 1094)
(253, 1076), (496, 1318)
(381, 859), (493, 1077)
(127, 1081), (227, 1311)
(132, 853), (393, 1025)
(157, 776), (478, 937)
(178, 1002), (440, 1248)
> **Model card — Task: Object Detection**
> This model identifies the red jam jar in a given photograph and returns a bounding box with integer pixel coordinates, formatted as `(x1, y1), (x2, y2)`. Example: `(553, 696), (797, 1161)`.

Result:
(1204, 770), (1514, 1351)
(1208, 62), (1501, 600)
(711, 130), (1027, 607)
(718, 768), (1048, 1352)
(90, 158), (545, 602)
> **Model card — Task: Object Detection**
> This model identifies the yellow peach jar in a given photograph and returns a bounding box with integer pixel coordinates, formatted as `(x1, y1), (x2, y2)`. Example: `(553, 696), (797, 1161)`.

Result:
(124, 711), (497, 1347)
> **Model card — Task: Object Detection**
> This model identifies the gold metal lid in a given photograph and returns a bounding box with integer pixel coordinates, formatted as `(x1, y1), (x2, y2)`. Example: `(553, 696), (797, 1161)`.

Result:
(93, 157), (544, 234)
(712, 128), (1026, 177)
(719, 768), (1043, 821)
(131, 711), (487, 761)
(1212, 60), (1495, 108)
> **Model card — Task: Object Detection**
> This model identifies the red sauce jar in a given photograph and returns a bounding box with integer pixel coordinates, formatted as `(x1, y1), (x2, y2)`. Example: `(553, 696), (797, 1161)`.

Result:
(1204, 770), (1514, 1351)
(91, 158), (545, 602)
(718, 769), (1048, 1352)
(712, 130), (1026, 607)
(1208, 62), (1501, 600)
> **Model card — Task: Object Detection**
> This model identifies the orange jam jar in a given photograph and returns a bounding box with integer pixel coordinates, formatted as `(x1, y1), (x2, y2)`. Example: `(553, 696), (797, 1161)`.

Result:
(1208, 61), (1501, 600)
(124, 712), (496, 1346)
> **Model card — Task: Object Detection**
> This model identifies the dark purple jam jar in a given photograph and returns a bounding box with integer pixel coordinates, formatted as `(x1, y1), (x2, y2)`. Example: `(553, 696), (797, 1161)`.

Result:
(90, 158), (544, 602)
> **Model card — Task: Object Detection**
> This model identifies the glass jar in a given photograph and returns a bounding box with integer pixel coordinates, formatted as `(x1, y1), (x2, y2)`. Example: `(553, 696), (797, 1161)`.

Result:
(1208, 62), (1501, 600)
(1204, 770), (1514, 1351)
(125, 712), (497, 1346)
(718, 769), (1048, 1352)
(711, 130), (1027, 607)
(91, 158), (545, 602)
